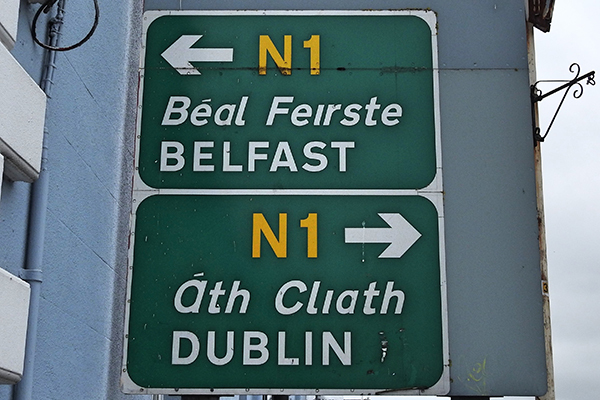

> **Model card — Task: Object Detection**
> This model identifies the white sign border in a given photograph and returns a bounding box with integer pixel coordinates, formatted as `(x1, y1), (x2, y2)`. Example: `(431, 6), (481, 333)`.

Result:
(122, 9), (449, 396)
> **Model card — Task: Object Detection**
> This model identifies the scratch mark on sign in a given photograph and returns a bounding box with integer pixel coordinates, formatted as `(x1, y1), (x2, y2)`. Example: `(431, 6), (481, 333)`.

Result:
(379, 331), (388, 362)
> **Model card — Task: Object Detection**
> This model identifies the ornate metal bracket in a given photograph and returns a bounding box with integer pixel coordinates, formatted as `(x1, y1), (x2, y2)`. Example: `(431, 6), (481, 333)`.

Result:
(531, 63), (595, 142)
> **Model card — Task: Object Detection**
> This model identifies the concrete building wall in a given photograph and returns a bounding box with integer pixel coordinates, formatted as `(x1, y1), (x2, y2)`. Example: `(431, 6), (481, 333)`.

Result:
(0, 0), (145, 398)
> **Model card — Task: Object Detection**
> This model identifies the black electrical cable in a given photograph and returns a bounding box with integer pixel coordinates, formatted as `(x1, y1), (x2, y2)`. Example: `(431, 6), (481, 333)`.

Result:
(31, 0), (99, 51)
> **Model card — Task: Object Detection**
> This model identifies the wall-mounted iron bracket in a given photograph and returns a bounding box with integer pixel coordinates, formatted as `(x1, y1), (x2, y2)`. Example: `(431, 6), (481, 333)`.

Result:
(531, 63), (595, 142)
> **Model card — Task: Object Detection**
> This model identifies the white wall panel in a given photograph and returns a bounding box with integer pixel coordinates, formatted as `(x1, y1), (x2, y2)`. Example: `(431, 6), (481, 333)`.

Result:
(0, 268), (30, 384)
(0, 0), (19, 49)
(0, 43), (46, 182)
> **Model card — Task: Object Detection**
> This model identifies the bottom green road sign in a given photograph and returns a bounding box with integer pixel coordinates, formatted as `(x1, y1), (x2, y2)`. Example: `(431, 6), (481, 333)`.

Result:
(123, 194), (448, 394)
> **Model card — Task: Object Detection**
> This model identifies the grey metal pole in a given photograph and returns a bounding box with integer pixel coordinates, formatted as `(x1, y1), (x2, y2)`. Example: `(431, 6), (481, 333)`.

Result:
(13, 2), (65, 400)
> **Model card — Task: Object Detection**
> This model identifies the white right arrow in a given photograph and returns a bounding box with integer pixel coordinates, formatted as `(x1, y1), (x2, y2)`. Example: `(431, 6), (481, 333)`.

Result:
(161, 35), (234, 76)
(344, 213), (422, 259)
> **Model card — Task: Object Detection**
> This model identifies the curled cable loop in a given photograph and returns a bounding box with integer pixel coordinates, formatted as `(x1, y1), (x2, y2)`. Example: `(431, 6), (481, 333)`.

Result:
(31, 0), (99, 51)
(42, 0), (59, 13)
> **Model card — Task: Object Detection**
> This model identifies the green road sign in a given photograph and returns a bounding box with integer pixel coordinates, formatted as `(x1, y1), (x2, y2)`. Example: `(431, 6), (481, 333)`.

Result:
(123, 10), (448, 396)
(136, 11), (439, 190)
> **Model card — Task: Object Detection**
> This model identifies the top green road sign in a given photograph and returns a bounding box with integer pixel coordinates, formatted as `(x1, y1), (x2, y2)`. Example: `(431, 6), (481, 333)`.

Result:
(136, 10), (441, 191)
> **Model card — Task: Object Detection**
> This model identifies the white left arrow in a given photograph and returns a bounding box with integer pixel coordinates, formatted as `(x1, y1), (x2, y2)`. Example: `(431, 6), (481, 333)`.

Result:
(344, 213), (422, 259)
(161, 35), (234, 76)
